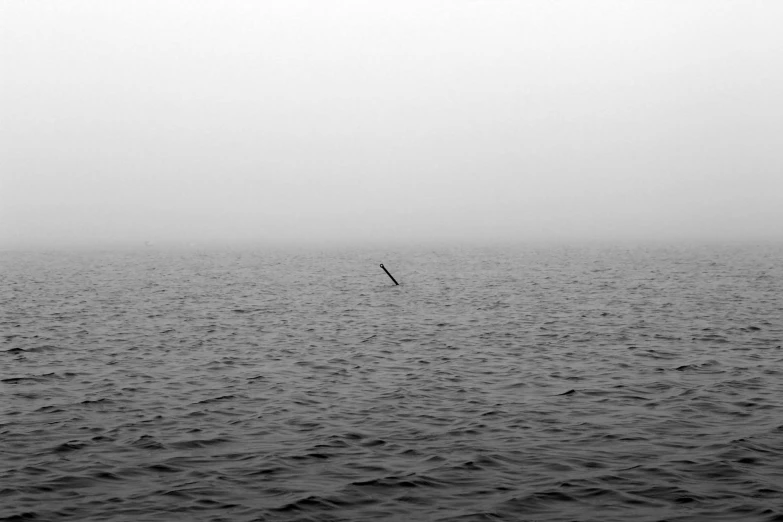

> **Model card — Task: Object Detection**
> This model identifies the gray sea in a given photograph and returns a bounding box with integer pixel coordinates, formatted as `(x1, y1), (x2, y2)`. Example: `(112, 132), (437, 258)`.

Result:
(2, 244), (783, 522)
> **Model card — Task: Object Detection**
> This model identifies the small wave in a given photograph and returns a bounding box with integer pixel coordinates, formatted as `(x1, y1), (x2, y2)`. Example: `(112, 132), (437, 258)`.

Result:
(272, 495), (348, 512)
(351, 474), (448, 489)
(2, 373), (63, 384)
(131, 435), (166, 450)
(169, 437), (230, 449)
(1, 377), (39, 384)
(146, 464), (182, 473)
(79, 398), (113, 405)
(194, 395), (238, 404)
(52, 441), (88, 453)
(0, 512), (40, 521)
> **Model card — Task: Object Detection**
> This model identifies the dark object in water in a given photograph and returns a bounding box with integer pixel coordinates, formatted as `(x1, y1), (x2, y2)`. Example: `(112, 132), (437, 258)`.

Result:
(380, 264), (399, 286)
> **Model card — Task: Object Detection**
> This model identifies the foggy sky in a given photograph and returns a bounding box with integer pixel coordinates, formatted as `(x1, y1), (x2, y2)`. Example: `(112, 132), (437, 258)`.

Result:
(2, 1), (782, 247)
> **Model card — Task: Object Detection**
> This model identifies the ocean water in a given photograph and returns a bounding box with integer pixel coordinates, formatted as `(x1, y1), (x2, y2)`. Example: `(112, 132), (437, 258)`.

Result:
(2, 244), (783, 522)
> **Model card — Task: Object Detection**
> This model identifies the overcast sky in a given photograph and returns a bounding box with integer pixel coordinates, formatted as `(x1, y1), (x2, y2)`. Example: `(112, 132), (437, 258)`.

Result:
(2, 0), (782, 247)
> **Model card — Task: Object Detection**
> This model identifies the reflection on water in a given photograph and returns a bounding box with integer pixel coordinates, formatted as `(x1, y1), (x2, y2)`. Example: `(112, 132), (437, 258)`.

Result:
(2, 244), (783, 521)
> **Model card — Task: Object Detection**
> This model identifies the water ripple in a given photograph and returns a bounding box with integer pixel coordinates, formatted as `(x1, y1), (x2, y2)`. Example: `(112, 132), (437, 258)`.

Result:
(1, 244), (782, 521)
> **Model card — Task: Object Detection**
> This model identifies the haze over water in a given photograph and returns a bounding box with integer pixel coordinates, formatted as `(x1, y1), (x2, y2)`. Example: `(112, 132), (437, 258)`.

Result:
(2, 244), (782, 521)
(3, 1), (783, 248)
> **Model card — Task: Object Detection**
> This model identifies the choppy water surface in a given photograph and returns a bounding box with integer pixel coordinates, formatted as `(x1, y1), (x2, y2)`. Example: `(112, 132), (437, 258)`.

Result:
(2, 244), (783, 522)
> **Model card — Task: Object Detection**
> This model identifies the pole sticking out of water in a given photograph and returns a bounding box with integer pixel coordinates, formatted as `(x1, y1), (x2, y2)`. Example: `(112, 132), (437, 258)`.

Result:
(380, 264), (399, 286)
